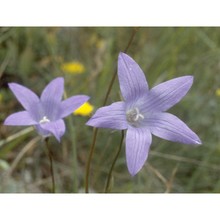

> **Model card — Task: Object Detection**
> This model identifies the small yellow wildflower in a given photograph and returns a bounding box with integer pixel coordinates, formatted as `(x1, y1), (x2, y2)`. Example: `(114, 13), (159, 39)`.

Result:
(61, 61), (85, 74)
(74, 102), (94, 116)
(215, 88), (220, 97)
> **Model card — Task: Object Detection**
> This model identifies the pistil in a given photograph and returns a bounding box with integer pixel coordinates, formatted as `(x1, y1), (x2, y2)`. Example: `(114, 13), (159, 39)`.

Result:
(39, 116), (50, 124)
(126, 107), (144, 126)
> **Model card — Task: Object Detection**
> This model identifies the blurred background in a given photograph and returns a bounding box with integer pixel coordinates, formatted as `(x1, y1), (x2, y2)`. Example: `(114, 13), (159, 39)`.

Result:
(0, 27), (219, 193)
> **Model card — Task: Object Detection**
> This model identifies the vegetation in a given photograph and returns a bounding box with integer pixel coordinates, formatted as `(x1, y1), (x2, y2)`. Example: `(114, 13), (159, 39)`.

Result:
(0, 27), (219, 193)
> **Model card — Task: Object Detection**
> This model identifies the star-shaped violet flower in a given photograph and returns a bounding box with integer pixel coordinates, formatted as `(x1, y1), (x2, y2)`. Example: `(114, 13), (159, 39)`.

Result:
(4, 77), (89, 142)
(86, 52), (201, 176)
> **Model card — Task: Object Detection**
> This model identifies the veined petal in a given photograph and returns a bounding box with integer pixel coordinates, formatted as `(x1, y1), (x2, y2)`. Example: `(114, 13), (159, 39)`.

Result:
(40, 77), (64, 103)
(40, 119), (65, 142)
(35, 124), (51, 137)
(4, 111), (37, 126)
(146, 112), (202, 145)
(8, 83), (40, 111)
(144, 76), (193, 112)
(41, 100), (61, 121)
(118, 52), (149, 101)
(86, 101), (128, 130)
(126, 127), (152, 176)
(60, 95), (90, 118)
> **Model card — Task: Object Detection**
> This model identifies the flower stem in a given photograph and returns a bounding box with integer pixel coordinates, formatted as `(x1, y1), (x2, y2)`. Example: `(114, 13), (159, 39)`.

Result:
(71, 125), (78, 193)
(64, 91), (78, 193)
(85, 127), (98, 193)
(68, 117), (79, 192)
(105, 130), (124, 193)
(103, 28), (139, 105)
(85, 28), (138, 193)
(45, 137), (55, 193)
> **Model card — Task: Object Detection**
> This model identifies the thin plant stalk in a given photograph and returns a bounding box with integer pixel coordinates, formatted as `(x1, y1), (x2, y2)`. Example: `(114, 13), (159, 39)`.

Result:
(45, 137), (55, 193)
(64, 91), (78, 193)
(85, 28), (139, 193)
(67, 116), (79, 192)
(105, 130), (124, 193)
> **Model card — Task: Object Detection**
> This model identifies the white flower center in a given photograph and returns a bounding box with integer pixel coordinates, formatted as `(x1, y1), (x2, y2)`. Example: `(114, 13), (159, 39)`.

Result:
(126, 107), (144, 126)
(39, 116), (50, 124)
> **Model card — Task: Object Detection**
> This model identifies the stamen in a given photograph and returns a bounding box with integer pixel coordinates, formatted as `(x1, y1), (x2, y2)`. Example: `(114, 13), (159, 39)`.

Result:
(126, 107), (144, 126)
(39, 116), (50, 124)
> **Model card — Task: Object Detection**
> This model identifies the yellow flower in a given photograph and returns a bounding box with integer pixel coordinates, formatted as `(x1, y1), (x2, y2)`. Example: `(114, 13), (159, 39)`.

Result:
(61, 61), (85, 74)
(74, 102), (94, 116)
(216, 88), (220, 97)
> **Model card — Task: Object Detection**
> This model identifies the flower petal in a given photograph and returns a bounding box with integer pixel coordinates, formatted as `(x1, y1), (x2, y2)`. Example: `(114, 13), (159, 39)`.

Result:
(60, 95), (90, 118)
(8, 83), (40, 111)
(40, 119), (65, 142)
(126, 127), (152, 176)
(41, 100), (61, 121)
(144, 76), (193, 112)
(4, 111), (38, 126)
(146, 112), (202, 145)
(35, 124), (51, 137)
(118, 52), (149, 101)
(86, 101), (128, 130)
(40, 77), (64, 103)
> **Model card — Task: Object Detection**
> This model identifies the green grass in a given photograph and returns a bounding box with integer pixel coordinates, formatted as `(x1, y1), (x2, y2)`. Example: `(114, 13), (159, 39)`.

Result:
(0, 27), (220, 193)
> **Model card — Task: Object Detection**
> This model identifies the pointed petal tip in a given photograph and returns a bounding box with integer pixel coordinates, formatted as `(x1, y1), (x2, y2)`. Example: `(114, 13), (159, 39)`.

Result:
(85, 117), (103, 128)
(8, 82), (21, 91)
(172, 75), (194, 84)
(190, 133), (202, 145)
(128, 164), (144, 176)
(54, 76), (64, 82)
(187, 75), (193, 80)
(8, 82), (14, 87)
(4, 118), (14, 126)
(40, 119), (65, 143)
(8, 82), (17, 86)
(128, 161), (144, 176)
(85, 119), (93, 127)
(55, 136), (61, 142)
(185, 136), (202, 146)
(118, 52), (129, 59)
(46, 133), (61, 142)
(194, 139), (202, 145)
(3, 118), (10, 125)
(182, 75), (194, 84)
(84, 95), (90, 101)
(49, 77), (64, 89)
(129, 170), (138, 177)
(86, 117), (103, 128)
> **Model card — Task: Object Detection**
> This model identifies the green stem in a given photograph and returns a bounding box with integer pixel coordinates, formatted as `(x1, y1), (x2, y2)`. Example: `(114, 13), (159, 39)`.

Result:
(64, 91), (78, 193)
(85, 28), (138, 193)
(105, 131), (124, 193)
(103, 27), (139, 106)
(45, 137), (55, 193)
(67, 116), (78, 193)
(85, 128), (98, 193)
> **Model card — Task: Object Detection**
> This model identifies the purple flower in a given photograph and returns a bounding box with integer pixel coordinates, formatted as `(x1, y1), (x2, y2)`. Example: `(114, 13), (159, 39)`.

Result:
(86, 52), (201, 176)
(4, 77), (89, 142)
